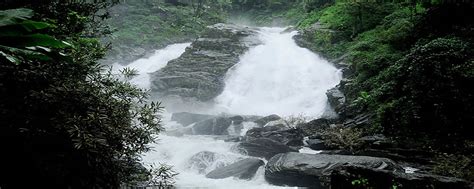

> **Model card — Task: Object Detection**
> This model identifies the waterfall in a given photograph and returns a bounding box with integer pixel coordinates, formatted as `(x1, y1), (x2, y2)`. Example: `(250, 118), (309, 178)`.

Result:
(122, 27), (341, 188)
(215, 27), (342, 117)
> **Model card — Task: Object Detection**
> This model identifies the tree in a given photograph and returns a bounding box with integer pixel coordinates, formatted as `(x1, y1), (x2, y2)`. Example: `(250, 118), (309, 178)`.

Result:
(0, 6), (164, 189)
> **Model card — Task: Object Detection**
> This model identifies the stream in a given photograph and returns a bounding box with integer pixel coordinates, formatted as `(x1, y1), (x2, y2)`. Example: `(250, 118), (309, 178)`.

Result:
(115, 27), (341, 188)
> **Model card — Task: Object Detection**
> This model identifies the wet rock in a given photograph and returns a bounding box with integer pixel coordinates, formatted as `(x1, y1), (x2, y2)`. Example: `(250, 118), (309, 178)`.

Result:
(306, 139), (328, 150)
(150, 24), (259, 101)
(171, 112), (215, 126)
(235, 138), (297, 160)
(326, 87), (346, 115)
(229, 115), (244, 125)
(265, 152), (401, 187)
(254, 114), (281, 126)
(245, 127), (304, 146)
(331, 165), (474, 189)
(263, 119), (290, 128)
(192, 117), (232, 135)
(206, 158), (265, 180)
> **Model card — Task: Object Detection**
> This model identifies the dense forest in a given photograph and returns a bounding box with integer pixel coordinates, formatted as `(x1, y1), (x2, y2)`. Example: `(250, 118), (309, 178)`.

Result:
(0, 0), (473, 188)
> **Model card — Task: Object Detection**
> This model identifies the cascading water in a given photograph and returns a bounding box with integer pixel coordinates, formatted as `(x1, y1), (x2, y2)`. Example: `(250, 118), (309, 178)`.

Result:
(120, 27), (341, 188)
(113, 43), (191, 89)
(215, 27), (342, 117)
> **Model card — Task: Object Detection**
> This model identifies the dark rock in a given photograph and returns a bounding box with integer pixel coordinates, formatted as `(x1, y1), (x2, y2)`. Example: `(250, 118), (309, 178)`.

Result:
(297, 118), (334, 136)
(326, 87), (346, 114)
(254, 114), (281, 126)
(229, 115), (244, 125)
(171, 112), (215, 126)
(359, 134), (393, 149)
(192, 117), (232, 135)
(150, 24), (260, 101)
(306, 139), (328, 150)
(206, 158), (265, 180)
(188, 151), (225, 174)
(343, 113), (373, 128)
(265, 152), (401, 187)
(245, 127), (304, 146)
(331, 165), (474, 189)
(235, 138), (297, 160)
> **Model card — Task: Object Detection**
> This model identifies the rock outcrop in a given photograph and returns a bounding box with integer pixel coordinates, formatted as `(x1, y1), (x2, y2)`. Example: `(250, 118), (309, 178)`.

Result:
(206, 158), (264, 180)
(235, 138), (297, 160)
(150, 23), (259, 101)
(265, 152), (401, 187)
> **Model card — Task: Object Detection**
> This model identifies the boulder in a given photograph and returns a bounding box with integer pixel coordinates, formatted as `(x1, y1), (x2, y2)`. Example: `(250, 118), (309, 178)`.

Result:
(229, 115), (244, 125)
(263, 119), (289, 128)
(265, 152), (401, 187)
(192, 117), (232, 135)
(235, 138), (297, 160)
(171, 112), (215, 126)
(254, 114), (281, 126)
(326, 87), (346, 114)
(306, 139), (328, 150)
(331, 165), (474, 189)
(206, 158), (265, 180)
(245, 127), (304, 146)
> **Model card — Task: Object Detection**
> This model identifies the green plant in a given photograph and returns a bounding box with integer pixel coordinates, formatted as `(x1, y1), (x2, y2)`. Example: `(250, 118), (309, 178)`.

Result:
(322, 126), (363, 152)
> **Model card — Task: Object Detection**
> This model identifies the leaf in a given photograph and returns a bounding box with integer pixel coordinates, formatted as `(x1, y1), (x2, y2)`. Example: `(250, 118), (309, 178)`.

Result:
(0, 8), (34, 27)
(20, 20), (52, 32)
(9, 34), (70, 49)
(0, 50), (20, 64)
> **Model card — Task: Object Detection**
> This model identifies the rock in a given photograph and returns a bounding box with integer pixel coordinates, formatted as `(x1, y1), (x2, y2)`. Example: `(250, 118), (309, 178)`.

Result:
(265, 152), (401, 187)
(192, 117), (232, 135)
(359, 134), (393, 149)
(331, 165), (474, 189)
(306, 139), (328, 150)
(343, 113), (373, 128)
(235, 138), (297, 160)
(171, 112), (215, 126)
(297, 118), (334, 136)
(245, 127), (304, 146)
(326, 87), (346, 114)
(263, 119), (290, 128)
(229, 115), (244, 125)
(150, 24), (260, 101)
(187, 151), (226, 174)
(254, 114), (281, 126)
(206, 158), (265, 180)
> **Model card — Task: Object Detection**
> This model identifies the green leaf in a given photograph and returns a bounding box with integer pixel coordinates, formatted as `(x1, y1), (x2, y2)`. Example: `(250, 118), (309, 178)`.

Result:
(20, 20), (52, 32)
(0, 50), (20, 64)
(10, 34), (70, 48)
(0, 8), (34, 27)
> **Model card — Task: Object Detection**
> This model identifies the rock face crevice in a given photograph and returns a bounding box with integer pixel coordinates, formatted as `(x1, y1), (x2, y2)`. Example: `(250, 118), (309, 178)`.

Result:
(150, 23), (260, 101)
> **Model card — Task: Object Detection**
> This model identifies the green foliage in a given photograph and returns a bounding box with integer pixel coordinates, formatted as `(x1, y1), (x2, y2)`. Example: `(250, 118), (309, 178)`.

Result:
(0, 8), (70, 64)
(322, 126), (363, 152)
(0, 5), (166, 189)
(374, 37), (473, 150)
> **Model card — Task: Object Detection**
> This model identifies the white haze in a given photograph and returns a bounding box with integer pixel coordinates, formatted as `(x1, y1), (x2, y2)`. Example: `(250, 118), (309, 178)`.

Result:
(215, 27), (342, 117)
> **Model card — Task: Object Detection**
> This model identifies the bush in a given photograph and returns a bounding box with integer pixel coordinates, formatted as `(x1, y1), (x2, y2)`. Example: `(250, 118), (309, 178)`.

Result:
(375, 37), (474, 151)
(0, 7), (164, 188)
(322, 126), (363, 152)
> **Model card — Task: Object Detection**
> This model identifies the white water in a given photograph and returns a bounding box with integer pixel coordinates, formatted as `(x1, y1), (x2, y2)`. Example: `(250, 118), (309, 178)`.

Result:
(215, 27), (341, 117)
(113, 43), (191, 89)
(121, 27), (341, 188)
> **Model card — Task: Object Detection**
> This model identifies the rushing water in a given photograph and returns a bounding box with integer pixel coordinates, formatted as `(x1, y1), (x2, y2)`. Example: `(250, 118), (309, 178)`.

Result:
(215, 27), (342, 117)
(117, 27), (341, 188)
